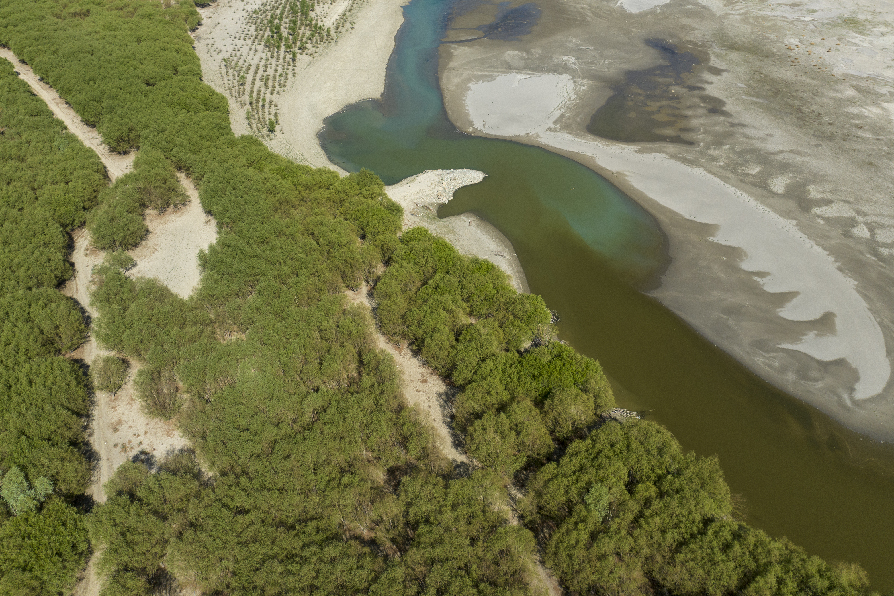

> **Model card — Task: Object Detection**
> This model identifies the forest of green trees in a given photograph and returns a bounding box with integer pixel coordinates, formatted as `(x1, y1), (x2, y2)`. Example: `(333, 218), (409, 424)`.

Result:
(0, 0), (883, 594)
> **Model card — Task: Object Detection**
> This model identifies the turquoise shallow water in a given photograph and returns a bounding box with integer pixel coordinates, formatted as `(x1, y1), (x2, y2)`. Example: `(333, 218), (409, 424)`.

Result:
(319, 0), (894, 588)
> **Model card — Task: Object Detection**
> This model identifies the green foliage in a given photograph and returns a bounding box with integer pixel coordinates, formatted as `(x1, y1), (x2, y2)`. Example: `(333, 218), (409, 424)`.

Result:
(130, 146), (187, 211)
(0, 60), (97, 594)
(134, 364), (181, 419)
(87, 147), (187, 250)
(92, 355), (130, 394)
(1, 467), (52, 516)
(0, 499), (89, 595)
(103, 250), (136, 272)
(87, 187), (148, 250)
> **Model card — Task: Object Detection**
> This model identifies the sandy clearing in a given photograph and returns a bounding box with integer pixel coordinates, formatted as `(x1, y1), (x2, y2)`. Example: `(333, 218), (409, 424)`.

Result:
(0, 48), (134, 181)
(386, 169), (529, 293)
(127, 173), (218, 299)
(0, 40), (198, 502)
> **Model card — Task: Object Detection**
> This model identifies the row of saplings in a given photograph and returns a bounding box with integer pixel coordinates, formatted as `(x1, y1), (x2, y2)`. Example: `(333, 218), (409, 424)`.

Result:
(373, 226), (873, 596)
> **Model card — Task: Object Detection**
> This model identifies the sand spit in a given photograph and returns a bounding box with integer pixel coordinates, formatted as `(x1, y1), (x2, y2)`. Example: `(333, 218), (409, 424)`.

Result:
(128, 173), (218, 299)
(440, 0), (894, 438)
(0, 48), (134, 181)
(543, 129), (889, 400)
(386, 169), (530, 293)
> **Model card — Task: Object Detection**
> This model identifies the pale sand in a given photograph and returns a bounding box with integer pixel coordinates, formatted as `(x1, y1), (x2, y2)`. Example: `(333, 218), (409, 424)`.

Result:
(268, 0), (406, 168)
(463, 70), (889, 401)
(128, 173), (218, 299)
(0, 48), (134, 181)
(617, 0), (671, 12)
(64, 231), (191, 505)
(386, 169), (530, 293)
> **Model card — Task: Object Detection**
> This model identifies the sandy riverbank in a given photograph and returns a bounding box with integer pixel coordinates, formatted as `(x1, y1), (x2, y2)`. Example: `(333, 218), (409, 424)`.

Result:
(194, 0), (530, 292)
(439, 0), (894, 438)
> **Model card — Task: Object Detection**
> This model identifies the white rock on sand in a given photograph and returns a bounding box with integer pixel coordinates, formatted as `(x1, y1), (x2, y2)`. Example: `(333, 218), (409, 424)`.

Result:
(617, 0), (672, 14)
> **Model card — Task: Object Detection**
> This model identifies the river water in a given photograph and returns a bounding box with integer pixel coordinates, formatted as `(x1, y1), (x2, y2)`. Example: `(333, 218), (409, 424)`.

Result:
(319, 0), (894, 588)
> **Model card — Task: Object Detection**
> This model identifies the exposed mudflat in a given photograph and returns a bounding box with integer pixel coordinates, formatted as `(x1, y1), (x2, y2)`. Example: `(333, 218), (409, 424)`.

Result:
(440, 0), (894, 439)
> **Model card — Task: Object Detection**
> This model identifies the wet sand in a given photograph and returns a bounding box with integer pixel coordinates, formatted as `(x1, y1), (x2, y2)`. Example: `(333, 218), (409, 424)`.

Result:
(439, 0), (894, 440)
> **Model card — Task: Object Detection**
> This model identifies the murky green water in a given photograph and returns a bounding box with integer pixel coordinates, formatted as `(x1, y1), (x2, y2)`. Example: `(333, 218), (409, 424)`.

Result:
(319, 0), (894, 588)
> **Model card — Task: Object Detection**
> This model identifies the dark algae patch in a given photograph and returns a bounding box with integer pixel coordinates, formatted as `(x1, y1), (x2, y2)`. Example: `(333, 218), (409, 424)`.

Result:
(588, 38), (730, 145)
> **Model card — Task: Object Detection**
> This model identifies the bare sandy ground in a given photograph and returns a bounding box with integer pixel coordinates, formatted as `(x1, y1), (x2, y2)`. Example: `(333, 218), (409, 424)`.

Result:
(440, 0), (894, 439)
(128, 173), (218, 299)
(194, 0), (402, 166)
(385, 169), (530, 293)
(0, 48), (134, 181)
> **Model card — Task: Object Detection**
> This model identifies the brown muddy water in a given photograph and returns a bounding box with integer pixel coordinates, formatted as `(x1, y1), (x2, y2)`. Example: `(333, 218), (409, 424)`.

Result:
(319, 0), (894, 588)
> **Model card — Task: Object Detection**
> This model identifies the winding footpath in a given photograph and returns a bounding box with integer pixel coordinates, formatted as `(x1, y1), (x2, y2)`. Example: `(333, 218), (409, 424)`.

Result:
(3, 35), (560, 596)
(1, 47), (205, 596)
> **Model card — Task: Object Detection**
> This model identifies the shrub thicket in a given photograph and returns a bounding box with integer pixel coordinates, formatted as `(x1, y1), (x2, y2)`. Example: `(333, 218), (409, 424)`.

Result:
(87, 146), (187, 250)
(0, 1), (878, 595)
(0, 59), (101, 593)
(91, 355), (130, 394)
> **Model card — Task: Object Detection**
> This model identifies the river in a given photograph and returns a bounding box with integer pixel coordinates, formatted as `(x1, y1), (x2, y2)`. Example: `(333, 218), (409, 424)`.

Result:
(318, 0), (894, 588)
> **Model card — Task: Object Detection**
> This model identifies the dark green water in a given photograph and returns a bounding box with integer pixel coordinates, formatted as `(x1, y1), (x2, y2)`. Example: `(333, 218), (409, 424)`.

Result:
(319, 0), (894, 588)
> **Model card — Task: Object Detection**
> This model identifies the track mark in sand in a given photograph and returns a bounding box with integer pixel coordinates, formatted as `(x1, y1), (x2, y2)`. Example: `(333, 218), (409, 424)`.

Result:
(345, 284), (468, 464)
(0, 48), (134, 180)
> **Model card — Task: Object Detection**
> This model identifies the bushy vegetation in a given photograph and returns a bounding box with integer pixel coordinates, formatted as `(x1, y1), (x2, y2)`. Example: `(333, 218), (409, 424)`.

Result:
(0, 1), (880, 594)
(91, 355), (129, 394)
(87, 146), (187, 250)
(0, 60), (102, 594)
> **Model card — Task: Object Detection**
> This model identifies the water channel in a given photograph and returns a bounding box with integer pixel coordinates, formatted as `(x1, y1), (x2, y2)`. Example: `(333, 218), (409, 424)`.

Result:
(319, 0), (894, 588)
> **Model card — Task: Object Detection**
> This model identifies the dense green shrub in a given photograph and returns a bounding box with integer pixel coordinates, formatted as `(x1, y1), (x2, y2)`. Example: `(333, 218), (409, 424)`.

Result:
(0, 60), (98, 593)
(87, 147), (187, 250)
(0, 1), (876, 594)
(134, 365), (181, 419)
(91, 355), (130, 394)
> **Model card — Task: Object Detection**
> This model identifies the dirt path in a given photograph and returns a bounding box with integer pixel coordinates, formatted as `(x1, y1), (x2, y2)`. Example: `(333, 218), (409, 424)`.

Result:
(346, 285), (467, 463)
(0, 46), (206, 595)
(0, 48), (134, 181)
(346, 284), (562, 595)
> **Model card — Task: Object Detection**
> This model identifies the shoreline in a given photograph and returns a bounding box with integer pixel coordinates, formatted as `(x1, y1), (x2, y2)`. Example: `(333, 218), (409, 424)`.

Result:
(194, 0), (531, 293)
(436, 0), (894, 441)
